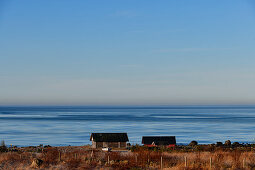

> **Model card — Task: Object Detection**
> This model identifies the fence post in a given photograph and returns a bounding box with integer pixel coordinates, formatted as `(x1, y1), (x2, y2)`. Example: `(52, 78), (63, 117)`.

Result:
(243, 158), (245, 168)
(59, 152), (61, 161)
(135, 154), (137, 163)
(210, 157), (212, 169)
(185, 156), (187, 167)
(108, 155), (110, 164)
(75, 153), (77, 160)
(91, 149), (93, 158)
(161, 156), (163, 170)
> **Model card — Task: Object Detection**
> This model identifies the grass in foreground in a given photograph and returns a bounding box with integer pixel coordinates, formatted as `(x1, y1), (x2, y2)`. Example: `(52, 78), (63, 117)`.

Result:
(1, 145), (255, 169)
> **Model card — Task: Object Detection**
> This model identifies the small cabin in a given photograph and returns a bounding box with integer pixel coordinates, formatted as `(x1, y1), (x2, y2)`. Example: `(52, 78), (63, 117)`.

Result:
(90, 133), (129, 148)
(142, 136), (176, 147)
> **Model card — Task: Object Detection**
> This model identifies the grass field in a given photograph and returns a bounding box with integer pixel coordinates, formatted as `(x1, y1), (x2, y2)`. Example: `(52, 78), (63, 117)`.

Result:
(1, 144), (255, 169)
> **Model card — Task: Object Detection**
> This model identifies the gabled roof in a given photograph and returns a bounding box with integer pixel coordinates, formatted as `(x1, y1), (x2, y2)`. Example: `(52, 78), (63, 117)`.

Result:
(142, 136), (176, 145)
(90, 133), (129, 142)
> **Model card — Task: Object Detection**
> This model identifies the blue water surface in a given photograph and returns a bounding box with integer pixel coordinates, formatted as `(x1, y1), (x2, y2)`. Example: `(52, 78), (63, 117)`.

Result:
(0, 106), (255, 146)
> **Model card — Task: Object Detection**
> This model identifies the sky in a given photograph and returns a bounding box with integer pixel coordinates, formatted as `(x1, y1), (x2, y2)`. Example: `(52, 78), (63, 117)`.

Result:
(0, 0), (255, 106)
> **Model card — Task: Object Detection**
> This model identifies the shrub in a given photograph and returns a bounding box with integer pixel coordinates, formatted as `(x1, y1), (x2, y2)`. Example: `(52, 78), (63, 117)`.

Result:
(216, 142), (223, 147)
(0, 140), (7, 152)
(130, 144), (140, 152)
(1, 140), (5, 147)
(224, 140), (231, 146)
(189, 141), (198, 146)
(232, 142), (240, 147)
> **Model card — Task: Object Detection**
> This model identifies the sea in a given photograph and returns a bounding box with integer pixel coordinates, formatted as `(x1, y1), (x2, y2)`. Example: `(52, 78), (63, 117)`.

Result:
(0, 106), (255, 146)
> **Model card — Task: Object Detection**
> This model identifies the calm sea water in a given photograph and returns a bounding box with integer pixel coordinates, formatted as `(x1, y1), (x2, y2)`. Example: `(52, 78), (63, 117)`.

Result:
(0, 106), (255, 146)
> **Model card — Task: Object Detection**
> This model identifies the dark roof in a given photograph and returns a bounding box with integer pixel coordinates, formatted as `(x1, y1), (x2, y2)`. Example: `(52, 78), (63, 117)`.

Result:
(90, 133), (129, 142)
(142, 136), (176, 145)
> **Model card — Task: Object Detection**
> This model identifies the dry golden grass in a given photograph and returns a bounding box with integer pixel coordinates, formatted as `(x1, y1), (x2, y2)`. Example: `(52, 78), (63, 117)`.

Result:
(1, 146), (255, 169)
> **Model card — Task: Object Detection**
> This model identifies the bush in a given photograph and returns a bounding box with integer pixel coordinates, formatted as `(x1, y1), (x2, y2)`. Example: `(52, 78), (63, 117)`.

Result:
(130, 144), (140, 152)
(232, 142), (240, 147)
(189, 141), (198, 146)
(0, 140), (7, 152)
(224, 140), (231, 146)
(0, 146), (7, 152)
(216, 142), (223, 147)
(1, 140), (5, 147)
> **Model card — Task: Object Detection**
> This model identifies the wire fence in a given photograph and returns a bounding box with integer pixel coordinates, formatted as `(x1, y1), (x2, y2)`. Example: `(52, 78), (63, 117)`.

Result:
(2, 147), (255, 169)
(53, 149), (254, 169)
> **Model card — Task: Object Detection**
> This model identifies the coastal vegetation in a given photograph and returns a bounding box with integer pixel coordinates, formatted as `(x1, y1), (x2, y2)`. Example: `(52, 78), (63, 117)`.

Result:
(1, 141), (255, 169)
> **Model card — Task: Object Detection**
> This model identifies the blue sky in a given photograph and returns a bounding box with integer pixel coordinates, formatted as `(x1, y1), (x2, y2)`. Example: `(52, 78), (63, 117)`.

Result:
(0, 0), (255, 105)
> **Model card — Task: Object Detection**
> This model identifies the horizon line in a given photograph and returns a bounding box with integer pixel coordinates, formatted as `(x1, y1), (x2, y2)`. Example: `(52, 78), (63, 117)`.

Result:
(1, 104), (255, 108)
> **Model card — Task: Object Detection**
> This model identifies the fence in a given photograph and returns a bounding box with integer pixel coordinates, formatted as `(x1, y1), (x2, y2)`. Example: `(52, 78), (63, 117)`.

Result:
(52, 149), (253, 169)
(4, 147), (254, 169)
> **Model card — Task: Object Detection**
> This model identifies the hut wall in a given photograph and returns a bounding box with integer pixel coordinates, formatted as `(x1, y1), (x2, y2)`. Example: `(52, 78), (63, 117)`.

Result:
(96, 142), (103, 148)
(92, 141), (127, 148)
(92, 141), (96, 148)
(120, 142), (127, 148)
(103, 142), (108, 148)
(108, 142), (119, 148)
